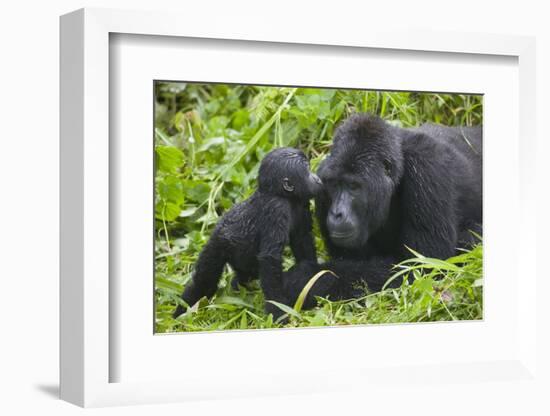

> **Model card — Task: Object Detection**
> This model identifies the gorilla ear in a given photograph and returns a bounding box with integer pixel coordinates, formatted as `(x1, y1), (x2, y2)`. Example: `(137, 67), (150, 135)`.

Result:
(282, 177), (295, 193)
(383, 159), (392, 176)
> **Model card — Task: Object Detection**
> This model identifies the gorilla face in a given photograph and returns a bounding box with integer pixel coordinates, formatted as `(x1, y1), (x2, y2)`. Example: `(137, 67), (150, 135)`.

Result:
(320, 175), (368, 248)
(317, 114), (404, 249)
(318, 161), (395, 248)
(259, 147), (323, 200)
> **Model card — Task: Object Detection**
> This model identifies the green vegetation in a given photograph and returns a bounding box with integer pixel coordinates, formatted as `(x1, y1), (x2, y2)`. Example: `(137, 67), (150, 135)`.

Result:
(154, 82), (483, 333)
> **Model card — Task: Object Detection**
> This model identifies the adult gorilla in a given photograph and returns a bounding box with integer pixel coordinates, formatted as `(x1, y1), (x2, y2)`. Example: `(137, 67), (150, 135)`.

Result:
(283, 113), (482, 307)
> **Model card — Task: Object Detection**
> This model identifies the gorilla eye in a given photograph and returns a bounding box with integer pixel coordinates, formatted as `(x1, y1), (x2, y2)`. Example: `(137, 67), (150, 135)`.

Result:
(383, 159), (392, 176)
(282, 177), (295, 193)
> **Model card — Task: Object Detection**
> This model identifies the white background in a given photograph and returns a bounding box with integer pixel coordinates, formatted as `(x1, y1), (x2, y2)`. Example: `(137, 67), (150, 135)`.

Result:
(1, 0), (549, 415)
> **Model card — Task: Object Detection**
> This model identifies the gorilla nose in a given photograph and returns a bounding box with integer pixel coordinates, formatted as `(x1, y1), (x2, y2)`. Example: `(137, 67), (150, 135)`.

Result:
(330, 213), (342, 225)
(327, 206), (356, 239)
(329, 207), (344, 222)
(328, 212), (349, 232)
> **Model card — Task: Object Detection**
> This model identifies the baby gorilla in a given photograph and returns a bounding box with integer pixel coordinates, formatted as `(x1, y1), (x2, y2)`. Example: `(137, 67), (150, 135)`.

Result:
(173, 147), (323, 319)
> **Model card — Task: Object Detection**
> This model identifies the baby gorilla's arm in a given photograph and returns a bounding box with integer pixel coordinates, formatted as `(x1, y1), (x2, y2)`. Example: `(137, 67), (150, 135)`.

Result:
(257, 219), (291, 318)
(289, 207), (317, 262)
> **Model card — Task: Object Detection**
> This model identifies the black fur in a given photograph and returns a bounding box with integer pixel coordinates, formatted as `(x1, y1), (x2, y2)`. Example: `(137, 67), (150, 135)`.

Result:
(173, 147), (323, 318)
(282, 113), (482, 306)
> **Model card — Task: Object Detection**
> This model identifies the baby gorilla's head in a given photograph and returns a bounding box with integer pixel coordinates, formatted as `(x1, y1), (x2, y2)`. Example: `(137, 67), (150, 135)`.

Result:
(258, 147), (323, 199)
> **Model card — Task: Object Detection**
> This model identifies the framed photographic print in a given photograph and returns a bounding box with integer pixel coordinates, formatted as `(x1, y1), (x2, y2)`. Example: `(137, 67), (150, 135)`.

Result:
(60, 7), (541, 409)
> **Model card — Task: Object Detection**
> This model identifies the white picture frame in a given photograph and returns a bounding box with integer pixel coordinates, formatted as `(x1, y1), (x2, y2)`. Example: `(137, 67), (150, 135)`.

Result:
(60, 7), (540, 408)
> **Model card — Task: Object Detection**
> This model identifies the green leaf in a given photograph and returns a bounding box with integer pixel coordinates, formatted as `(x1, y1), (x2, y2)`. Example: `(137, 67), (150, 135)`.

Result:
(232, 109), (250, 130)
(412, 277), (434, 295)
(156, 277), (182, 293)
(214, 296), (254, 309)
(181, 180), (211, 202)
(218, 310), (247, 330)
(294, 270), (338, 313)
(240, 311), (248, 329)
(155, 128), (173, 146)
(179, 206), (197, 217)
(197, 137), (225, 152)
(207, 116), (230, 134)
(157, 176), (184, 205)
(155, 201), (181, 222)
(308, 309), (327, 327)
(267, 300), (302, 319)
(156, 146), (184, 173)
